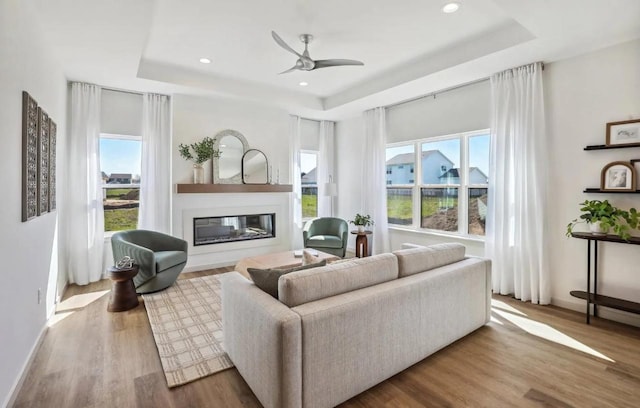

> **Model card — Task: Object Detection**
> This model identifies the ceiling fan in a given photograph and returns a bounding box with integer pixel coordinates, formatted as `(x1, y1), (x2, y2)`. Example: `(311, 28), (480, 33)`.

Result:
(271, 31), (364, 74)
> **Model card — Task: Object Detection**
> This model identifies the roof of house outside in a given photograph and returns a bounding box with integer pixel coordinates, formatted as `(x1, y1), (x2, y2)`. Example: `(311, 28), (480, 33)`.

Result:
(109, 173), (132, 179)
(439, 167), (488, 179)
(301, 168), (316, 184)
(386, 150), (451, 166)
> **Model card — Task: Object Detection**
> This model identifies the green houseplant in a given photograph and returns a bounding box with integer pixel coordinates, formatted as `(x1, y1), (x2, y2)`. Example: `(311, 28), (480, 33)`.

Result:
(566, 199), (639, 240)
(178, 136), (220, 184)
(350, 213), (374, 232)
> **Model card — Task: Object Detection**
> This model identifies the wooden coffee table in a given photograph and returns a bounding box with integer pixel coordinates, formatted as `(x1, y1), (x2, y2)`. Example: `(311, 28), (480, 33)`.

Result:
(235, 250), (340, 280)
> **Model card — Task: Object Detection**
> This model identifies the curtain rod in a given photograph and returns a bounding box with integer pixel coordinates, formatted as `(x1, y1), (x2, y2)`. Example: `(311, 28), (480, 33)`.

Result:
(101, 85), (144, 96)
(386, 77), (489, 110)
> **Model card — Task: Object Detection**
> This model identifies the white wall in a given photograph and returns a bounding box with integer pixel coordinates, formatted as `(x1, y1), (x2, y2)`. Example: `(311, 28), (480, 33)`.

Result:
(546, 39), (640, 325)
(0, 0), (67, 405)
(172, 94), (293, 269)
(335, 81), (490, 254)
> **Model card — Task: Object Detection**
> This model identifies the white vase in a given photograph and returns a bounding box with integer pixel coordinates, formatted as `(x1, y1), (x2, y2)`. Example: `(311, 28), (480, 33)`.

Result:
(357, 225), (364, 233)
(193, 164), (205, 184)
(589, 221), (609, 236)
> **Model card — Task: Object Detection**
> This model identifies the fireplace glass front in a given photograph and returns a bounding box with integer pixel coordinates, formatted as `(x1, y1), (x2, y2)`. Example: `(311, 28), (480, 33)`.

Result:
(193, 213), (275, 246)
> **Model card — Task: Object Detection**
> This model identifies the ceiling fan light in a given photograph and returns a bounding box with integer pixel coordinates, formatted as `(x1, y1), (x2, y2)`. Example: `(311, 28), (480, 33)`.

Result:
(442, 2), (460, 13)
(199, 57), (211, 64)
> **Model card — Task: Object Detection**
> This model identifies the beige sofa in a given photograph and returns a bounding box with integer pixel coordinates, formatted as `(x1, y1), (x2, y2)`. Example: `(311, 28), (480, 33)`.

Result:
(221, 243), (491, 408)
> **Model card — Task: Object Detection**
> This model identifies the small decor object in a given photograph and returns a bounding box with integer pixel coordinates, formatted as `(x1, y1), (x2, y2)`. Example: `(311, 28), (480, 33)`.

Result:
(37, 107), (50, 215)
(115, 255), (135, 269)
(350, 213), (374, 232)
(600, 161), (636, 191)
(606, 119), (640, 147)
(178, 136), (219, 184)
(22, 91), (39, 221)
(566, 199), (639, 240)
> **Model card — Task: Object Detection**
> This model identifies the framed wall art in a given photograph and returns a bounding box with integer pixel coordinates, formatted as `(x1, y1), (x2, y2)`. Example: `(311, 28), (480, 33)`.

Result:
(600, 161), (636, 191)
(49, 119), (57, 211)
(606, 119), (640, 147)
(21, 91), (39, 221)
(37, 107), (50, 215)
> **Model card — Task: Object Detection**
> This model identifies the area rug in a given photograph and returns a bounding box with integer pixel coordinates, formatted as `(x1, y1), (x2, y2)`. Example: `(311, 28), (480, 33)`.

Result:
(142, 274), (234, 387)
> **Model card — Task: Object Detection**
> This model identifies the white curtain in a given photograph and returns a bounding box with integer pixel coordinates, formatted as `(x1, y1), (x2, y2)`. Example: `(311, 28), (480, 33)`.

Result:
(290, 115), (303, 248)
(485, 62), (549, 304)
(317, 120), (335, 217)
(362, 108), (390, 255)
(138, 93), (172, 233)
(63, 83), (103, 285)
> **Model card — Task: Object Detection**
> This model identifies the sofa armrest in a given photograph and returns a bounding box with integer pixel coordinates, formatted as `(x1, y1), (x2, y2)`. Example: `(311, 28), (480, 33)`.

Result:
(221, 272), (302, 408)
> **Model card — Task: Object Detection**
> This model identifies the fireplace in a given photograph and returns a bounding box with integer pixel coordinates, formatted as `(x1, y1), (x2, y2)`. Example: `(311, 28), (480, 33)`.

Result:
(193, 213), (275, 246)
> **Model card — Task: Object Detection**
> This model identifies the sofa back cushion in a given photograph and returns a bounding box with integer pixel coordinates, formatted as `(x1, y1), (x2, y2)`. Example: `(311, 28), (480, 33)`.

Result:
(278, 253), (398, 307)
(393, 243), (466, 277)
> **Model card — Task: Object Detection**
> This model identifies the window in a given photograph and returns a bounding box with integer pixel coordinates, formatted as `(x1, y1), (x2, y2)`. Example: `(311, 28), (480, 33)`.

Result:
(386, 130), (490, 237)
(100, 134), (142, 232)
(385, 144), (415, 225)
(300, 151), (318, 219)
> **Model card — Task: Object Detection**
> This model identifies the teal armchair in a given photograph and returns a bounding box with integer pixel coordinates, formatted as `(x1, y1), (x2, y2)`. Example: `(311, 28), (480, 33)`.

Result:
(111, 230), (188, 294)
(303, 217), (348, 258)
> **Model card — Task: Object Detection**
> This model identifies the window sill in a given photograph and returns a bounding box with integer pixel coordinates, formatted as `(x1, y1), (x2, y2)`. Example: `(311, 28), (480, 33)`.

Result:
(388, 225), (486, 243)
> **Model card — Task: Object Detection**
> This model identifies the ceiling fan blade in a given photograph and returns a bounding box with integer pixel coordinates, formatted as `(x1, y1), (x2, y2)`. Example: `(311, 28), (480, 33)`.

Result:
(278, 65), (300, 75)
(313, 59), (364, 69)
(271, 31), (302, 58)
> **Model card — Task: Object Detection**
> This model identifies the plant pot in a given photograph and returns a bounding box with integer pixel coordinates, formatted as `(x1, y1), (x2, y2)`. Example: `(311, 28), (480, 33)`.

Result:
(589, 221), (609, 236)
(357, 225), (364, 233)
(193, 164), (205, 184)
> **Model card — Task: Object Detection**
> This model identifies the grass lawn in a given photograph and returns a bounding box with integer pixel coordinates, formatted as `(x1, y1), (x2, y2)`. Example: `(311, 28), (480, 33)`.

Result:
(387, 195), (412, 222)
(106, 188), (135, 199)
(302, 193), (317, 218)
(104, 208), (138, 231)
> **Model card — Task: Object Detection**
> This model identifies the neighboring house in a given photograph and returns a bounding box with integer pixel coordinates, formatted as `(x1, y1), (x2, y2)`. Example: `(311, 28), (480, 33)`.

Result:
(101, 171), (109, 184)
(301, 168), (316, 186)
(386, 150), (454, 185)
(108, 173), (132, 184)
(438, 167), (489, 185)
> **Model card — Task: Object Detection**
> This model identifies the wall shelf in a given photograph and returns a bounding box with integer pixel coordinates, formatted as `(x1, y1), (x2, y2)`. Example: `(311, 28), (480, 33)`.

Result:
(583, 188), (640, 194)
(584, 144), (640, 150)
(176, 184), (293, 194)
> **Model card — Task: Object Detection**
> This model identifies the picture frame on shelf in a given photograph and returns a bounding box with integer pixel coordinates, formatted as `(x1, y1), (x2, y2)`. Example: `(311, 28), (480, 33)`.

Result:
(606, 119), (640, 147)
(600, 161), (636, 191)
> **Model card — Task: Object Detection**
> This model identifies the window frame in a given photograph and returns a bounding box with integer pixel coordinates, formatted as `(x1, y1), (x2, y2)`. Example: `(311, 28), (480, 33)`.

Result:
(300, 149), (319, 221)
(100, 133), (142, 237)
(385, 129), (490, 239)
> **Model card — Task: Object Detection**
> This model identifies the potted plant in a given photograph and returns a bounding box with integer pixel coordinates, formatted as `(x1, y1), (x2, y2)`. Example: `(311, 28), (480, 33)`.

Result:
(178, 136), (220, 184)
(350, 213), (374, 233)
(566, 199), (639, 240)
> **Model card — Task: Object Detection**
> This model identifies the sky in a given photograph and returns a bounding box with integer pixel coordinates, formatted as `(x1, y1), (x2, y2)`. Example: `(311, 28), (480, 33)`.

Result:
(301, 151), (317, 173)
(100, 138), (141, 176)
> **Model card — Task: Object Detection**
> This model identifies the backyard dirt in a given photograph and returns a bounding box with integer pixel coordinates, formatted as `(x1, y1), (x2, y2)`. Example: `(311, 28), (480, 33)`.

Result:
(421, 195), (487, 234)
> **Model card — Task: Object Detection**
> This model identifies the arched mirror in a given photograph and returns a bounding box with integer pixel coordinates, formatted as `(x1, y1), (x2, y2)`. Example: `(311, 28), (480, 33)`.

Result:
(212, 129), (249, 184)
(242, 149), (269, 184)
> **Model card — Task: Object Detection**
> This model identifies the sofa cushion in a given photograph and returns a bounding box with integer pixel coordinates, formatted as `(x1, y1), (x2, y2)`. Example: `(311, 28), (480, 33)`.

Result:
(306, 235), (343, 249)
(393, 243), (466, 277)
(278, 253), (398, 307)
(154, 250), (187, 272)
(248, 260), (327, 298)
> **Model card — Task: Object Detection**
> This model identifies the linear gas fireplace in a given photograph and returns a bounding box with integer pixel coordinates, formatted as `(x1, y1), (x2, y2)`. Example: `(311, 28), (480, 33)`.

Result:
(193, 213), (275, 246)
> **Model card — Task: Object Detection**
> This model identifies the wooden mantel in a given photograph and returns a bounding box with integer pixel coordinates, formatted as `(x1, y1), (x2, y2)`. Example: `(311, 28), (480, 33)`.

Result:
(176, 184), (293, 194)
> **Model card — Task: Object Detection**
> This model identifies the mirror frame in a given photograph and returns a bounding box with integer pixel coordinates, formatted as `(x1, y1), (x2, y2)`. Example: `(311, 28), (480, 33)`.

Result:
(242, 149), (269, 184)
(212, 129), (249, 184)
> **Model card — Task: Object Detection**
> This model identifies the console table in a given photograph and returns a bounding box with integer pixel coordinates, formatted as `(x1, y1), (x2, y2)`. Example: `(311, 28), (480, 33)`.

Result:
(570, 232), (640, 324)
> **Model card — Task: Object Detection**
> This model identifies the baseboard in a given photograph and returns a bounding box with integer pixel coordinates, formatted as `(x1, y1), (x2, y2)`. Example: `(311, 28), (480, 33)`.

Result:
(3, 325), (48, 408)
(551, 296), (640, 327)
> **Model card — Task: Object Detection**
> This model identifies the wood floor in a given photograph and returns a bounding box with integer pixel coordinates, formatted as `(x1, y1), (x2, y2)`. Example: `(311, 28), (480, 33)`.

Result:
(12, 267), (640, 408)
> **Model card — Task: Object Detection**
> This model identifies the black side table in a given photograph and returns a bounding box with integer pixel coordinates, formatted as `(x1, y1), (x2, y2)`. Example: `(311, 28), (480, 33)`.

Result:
(107, 265), (139, 312)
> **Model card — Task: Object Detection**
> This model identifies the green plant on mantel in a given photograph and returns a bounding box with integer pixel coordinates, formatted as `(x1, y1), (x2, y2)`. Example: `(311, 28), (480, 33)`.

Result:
(566, 199), (639, 240)
(178, 136), (220, 165)
(350, 213), (375, 228)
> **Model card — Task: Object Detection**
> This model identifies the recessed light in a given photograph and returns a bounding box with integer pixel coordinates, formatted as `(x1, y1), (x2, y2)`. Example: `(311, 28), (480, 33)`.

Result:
(199, 57), (211, 64)
(299, 81), (308, 87)
(442, 2), (460, 13)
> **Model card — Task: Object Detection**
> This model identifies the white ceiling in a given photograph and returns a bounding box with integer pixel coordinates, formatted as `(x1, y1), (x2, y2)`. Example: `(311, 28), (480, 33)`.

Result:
(33, 0), (640, 119)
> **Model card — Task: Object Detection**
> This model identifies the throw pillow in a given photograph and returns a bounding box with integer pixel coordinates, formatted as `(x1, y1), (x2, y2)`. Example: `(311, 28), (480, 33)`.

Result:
(302, 249), (319, 265)
(248, 259), (327, 298)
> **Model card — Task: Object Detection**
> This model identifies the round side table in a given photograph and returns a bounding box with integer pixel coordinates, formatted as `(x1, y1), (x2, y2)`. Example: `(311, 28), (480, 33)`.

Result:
(107, 265), (139, 312)
(350, 230), (373, 258)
